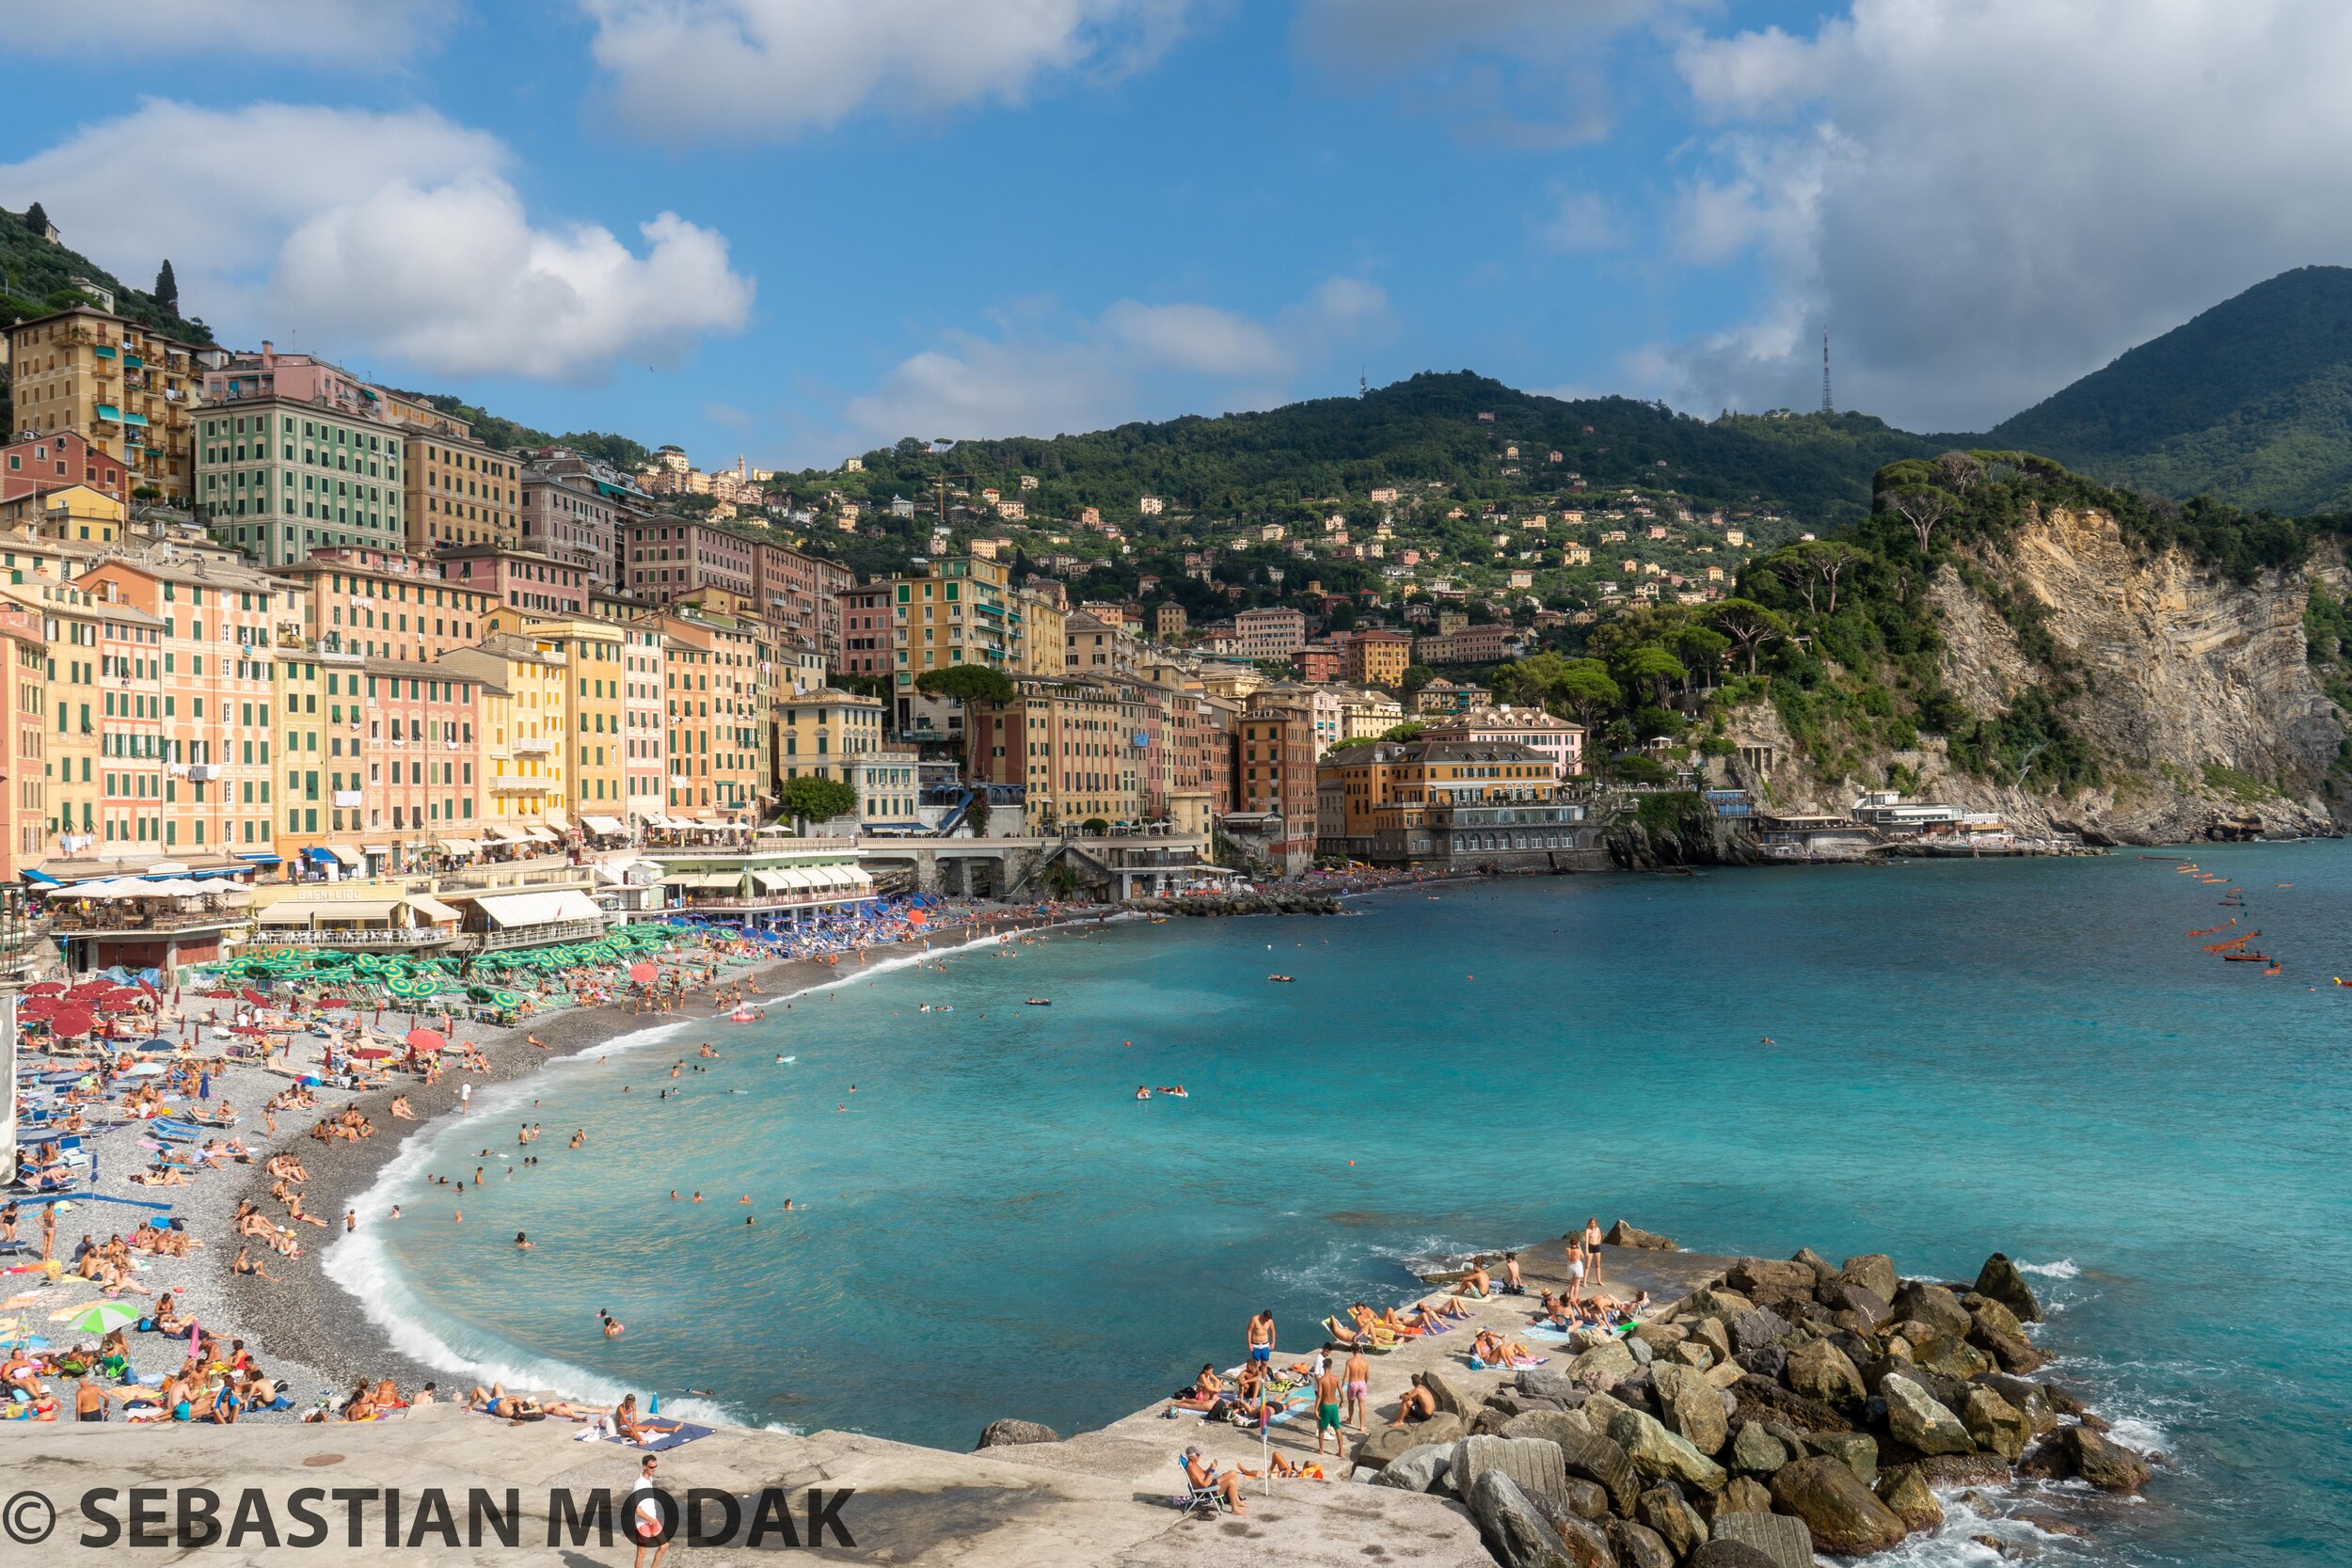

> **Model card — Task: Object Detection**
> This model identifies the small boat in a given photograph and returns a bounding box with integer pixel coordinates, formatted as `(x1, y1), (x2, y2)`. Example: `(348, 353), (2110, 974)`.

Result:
(1267, 974), (1294, 983)
(2222, 953), (2273, 963)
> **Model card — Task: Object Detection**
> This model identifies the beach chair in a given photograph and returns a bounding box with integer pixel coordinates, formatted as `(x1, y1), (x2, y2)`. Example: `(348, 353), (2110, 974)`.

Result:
(1175, 1456), (1232, 1517)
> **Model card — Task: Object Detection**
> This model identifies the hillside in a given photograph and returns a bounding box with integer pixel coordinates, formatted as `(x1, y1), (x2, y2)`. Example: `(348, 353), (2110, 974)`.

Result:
(811, 372), (1937, 530)
(1984, 266), (2352, 515)
(0, 203), (212, 344)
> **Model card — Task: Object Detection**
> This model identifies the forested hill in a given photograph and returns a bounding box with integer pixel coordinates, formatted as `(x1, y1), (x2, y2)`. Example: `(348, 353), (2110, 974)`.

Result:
(808, 372), (1939, 528)
(1983, 266), (2352, 515)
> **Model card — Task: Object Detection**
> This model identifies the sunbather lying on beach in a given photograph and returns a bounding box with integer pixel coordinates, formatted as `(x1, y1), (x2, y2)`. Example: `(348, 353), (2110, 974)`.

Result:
(1418, 1296), (1473, 1323)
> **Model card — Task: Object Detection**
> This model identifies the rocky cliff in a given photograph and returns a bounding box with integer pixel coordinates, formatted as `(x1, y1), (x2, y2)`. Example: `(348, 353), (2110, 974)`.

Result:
(1727, 504), (2348, 844)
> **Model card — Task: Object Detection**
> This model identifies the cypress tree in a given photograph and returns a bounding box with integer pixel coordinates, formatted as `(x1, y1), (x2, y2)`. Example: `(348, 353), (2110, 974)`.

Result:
(24, 201), (50, 236)
(154, 259), (179, 313)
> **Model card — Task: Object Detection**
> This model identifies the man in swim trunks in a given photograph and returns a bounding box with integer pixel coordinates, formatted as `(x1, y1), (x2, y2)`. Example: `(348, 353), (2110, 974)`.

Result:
(1314, 1358), (1344, 1455)
(1343, 1345), (1370, 1433)
(1247, 1308), (1275, 1367)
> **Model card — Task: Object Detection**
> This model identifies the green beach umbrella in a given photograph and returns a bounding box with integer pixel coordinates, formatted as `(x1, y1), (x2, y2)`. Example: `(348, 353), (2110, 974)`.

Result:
(64, 1301), (141, 1335)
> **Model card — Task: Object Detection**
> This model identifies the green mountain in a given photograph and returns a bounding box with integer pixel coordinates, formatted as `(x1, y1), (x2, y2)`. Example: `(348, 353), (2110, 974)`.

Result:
(0, 203), (212, 344)
(811, 372), (1938, 528)
(1983, 265), (2352, 514)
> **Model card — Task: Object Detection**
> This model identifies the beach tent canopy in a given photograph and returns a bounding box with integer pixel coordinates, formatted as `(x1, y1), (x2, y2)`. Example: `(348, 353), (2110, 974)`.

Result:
(311, 900), (401, 924)
(438, 839), (480, 857)
(523, 827), (558, 844)
(485, 826), (526, 843)
(257, 904), (319, 927)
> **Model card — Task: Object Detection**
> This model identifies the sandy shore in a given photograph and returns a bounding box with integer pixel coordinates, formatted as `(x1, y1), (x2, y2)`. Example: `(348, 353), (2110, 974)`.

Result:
(199, 909), (1087, 1407)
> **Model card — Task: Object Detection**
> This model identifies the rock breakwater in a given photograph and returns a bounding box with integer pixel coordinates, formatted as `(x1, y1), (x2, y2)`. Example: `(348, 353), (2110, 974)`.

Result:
(1362, 1245), (2141, 1564)
(1124, 891), (1343, 916)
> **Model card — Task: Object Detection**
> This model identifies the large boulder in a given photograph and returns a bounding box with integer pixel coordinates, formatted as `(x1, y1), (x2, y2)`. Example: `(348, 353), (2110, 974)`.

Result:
(1727, 1420), (1788, 1475)
(1456, 1433), (1572, 1509)
(1606, 1405), (1730, 1492)
(1650, 1363), (1730, 1455)
(1768, 1456), (1910, 1556)
(1606, 1221), (1678, 1250)
(1557, 1430), (1642, 1516)
(1636, 1485), (1708, 1560)
(1710, 1512), (1820, 1568)
(1669, 1340), (1717, 1372)
(1816, 1280), (1890, 1330)
(1702, 1475), (1774, 1519)
(1964, 1295), (2049, 1373)
(1972, 1374), (2059, 1436)
(1519, 1367), (1589, 1402)
(1724, 1258), (1819, 1296)
(1505, 1408), (1598, 1449)
(1962, 1386), (2032, 1462)
(1910, 1452), (2015, 1488)
(1687, 1316), (1734, 1364)
(1809, 1431), (1878, 1487)
(1468, 1469), (1577, 1568)
(1605, 1518), (1675, 1568)
(1559, 1479), (1611, 1521)
(1911, 1332), (1994, 1381)
(1882, 1373), (1975, 1457)
(1356, 1413), (1465, 1468)
(1371, 1443), (1454, 1494)
(1838, 1255), (1899, 1302)
(1680, 1287), (1757, 1326)
(1729, 1374), (1852, 1434)
(1784, 1339), (1866, 1409)
(1548, 1512), (1618, 1568)
(1571, 1339), (1640, 1386)
(1425, 1367), (1478, 1418)
(1790, 1247), (1839, 1285)
(1730, 1307), (1795, 1354)
(1874, 1466), (1944, 1531)
(1888, 1281), (1973, 1338)
(975, 1418), (1060, 1449)
(1688, 1543), (1780, 1568)
(2018, 1427), (2151, 1493)
(1973, 1254), (2043, 1323)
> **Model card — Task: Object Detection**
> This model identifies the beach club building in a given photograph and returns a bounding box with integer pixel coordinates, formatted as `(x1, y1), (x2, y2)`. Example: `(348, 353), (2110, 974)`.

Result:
(31, 858), (261, 974)
(651, 832), (873, 932)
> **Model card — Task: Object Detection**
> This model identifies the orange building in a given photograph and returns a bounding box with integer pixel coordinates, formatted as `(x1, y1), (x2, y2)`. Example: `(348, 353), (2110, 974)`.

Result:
(1237, 691), (1317, 874)
(0, 600), (47, 879)
(268, 545), (494, 661)
(77, 557), (291, 859)
(1343, 627), (1412, 689)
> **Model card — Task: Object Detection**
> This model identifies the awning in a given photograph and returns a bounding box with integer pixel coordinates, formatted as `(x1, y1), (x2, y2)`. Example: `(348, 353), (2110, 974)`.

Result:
(327, 846), (362, 867)
(95, 404), (122, 423)
(302, 847), (338, 866)
(312, 900), (400, 923)
(438, 839), (480, 856)
(523, 827), (558, 843)
(257, 903), (319, 927)
(485, 825), (526, 843)
(360, 844), (392, 856)
(581, 815), (628, 836)
(751, 870), (796, 893)
(663, 872), (741, 890)
(236, 852), (283, 865)
(544, 809), (570, 831)
(474, 889), (603, 927)
(402, 895), (463, 923)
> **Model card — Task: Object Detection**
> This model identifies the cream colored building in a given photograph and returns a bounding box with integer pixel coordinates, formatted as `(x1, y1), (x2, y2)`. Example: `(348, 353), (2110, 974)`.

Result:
(4, 305), (206, 504)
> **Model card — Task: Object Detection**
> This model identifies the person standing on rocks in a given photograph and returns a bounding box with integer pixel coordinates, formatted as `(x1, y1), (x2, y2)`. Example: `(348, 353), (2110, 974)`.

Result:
(1247, 1308), (1276, 1370)
(1584, 1217), (1604, 1284)
(1313, 1357), (1345, 1456)
(1343, 1344), (1370, 1433)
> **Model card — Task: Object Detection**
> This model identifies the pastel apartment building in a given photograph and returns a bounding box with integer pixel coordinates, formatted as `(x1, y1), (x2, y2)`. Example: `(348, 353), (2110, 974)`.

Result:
(195, 351), (406, 566)
(5, 304), (208, 505)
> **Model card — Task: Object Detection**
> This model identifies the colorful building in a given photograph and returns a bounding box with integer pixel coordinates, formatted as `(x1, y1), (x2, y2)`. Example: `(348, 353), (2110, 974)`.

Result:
(651, 606), (774, 821)
(4, 305), (205, 504)
(439, 635), (570, 838)
(440, 544), (594, 627)
(1344, 627), (1412, 689)
(965, 673), (1146, 832)
(196, 393), (405, 566)
(268, 545), (493, 662)
(892, 551), (1016, 736)
(2, 430), (127, 506)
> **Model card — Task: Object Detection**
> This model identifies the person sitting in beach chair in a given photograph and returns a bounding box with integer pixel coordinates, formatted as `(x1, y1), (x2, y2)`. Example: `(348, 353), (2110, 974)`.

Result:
(1178, 1448), (1247, 1515)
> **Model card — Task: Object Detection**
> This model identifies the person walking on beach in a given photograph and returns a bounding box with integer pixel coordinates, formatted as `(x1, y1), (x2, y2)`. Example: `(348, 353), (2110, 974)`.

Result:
(629, 1455), (671, 1568)
(1247, 1308), (1275, 1368)
(458, 1082), (472, 1115)
(1584, 1217), (1603, 1284)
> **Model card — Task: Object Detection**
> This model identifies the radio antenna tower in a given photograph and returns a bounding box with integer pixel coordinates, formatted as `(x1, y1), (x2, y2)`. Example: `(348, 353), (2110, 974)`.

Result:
(1820, 329), (1834, 416)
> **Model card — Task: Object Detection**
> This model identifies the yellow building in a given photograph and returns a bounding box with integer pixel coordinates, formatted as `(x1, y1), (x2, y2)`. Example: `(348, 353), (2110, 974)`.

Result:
(891, 551), (1014, 734)
(774, 688), (884, 781)
(440, 635), (570, 835)
(1, 577), (116, 858)
(4, 305), (204, 504)
(273, 652), (327, 865)
(379, 392), (524, 553)
(0, 483), (124, 543)
(1017, 587), (1065, 675)
(514, 613), (630, 817)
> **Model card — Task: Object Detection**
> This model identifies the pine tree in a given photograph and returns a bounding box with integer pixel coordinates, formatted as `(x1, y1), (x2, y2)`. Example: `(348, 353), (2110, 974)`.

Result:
(24, 201), (50, 237)
(153, 259), (179, 314)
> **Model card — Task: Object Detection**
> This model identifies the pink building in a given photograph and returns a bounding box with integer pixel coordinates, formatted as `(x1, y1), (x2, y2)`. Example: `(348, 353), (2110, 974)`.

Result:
(1232, 605), (1307, 659)
(438, 545), (593, 618)
(753, 539), (854, 665)
(1422, 705), (1584, 780)
(624, 516), (755, 603)
(200, 341), (376, 415)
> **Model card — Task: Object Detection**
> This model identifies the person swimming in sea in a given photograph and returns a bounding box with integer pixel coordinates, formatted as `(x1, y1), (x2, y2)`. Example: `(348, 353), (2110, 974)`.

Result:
(1136, 1086), (1152, 1100)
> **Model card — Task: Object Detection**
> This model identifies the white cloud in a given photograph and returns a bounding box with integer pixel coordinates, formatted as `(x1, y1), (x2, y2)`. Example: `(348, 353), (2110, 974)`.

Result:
(1661, 0), (2352, 430)
(1543, 189), (1632, 253)
(0, 102), (752, 385)
(830, 278), (1390, 454)
(580, 0), (1195, 141)
(0, 0), (455, 59)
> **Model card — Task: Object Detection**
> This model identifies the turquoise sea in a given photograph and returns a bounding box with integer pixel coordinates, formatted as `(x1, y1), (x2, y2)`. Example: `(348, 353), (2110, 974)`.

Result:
(336, 847), (2352, 1566)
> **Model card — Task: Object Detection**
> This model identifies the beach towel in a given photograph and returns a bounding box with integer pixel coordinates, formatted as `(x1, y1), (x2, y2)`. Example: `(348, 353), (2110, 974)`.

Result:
(608, 1421), (712, 1452)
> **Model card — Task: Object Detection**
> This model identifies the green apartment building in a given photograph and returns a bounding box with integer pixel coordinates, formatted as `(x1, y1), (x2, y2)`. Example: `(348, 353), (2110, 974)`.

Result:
(196, 396), (407, 566)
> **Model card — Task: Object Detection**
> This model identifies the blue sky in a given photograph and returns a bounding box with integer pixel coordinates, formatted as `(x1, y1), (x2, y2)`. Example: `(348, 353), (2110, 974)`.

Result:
(7, 1), (2350, 470)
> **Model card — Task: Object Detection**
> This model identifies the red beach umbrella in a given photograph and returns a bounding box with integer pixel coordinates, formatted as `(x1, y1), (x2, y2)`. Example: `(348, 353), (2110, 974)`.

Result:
(627, 962), (657, 984)
(23, 982), (64, 996)
(350, 1046), (396, 1060)
(907, 911), (929, 927)
(405, 1028), (447, 1054)
(48, 1006), (95, 1038)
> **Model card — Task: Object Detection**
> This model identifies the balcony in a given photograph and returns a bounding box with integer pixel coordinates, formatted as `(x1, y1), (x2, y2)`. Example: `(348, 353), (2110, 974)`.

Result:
(453, 916), (608, 952)
(510, 738), (552, 756)
(48, 906), (249, 937)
